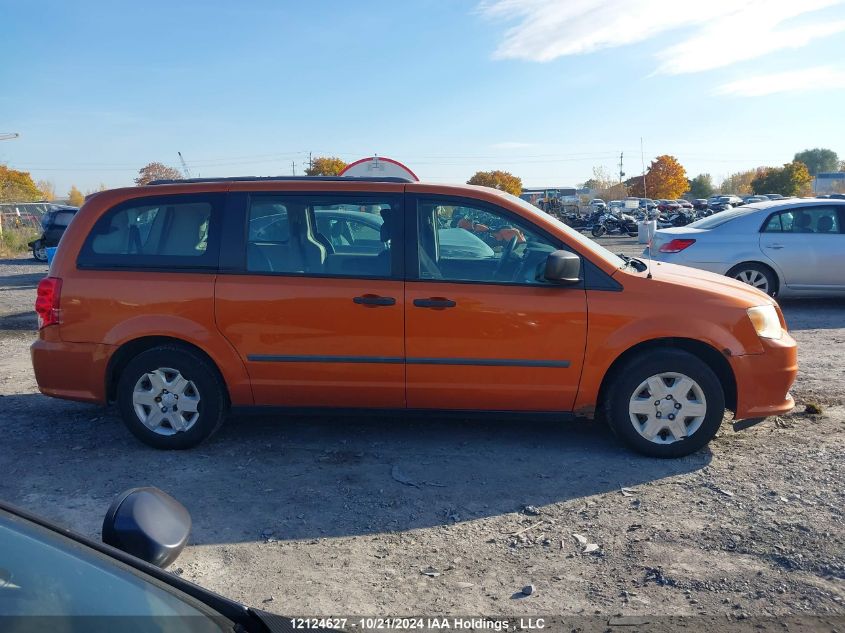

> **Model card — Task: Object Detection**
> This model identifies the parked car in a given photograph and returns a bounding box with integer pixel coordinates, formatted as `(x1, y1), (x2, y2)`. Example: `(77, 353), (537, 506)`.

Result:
(27, 205), (79, 261)
(32, 176), (797, 458)
(0, 487), (294, 630)
(648, 199), (845, 297)
(677, 199), (693, 210)
(657, 199), (680, 213)
(719, 194), (744, 206)
(638, 198), (657, 211)
(692, 199), (709, 211)
(744, 195), (770, 204)
(764, 193), (785, 200)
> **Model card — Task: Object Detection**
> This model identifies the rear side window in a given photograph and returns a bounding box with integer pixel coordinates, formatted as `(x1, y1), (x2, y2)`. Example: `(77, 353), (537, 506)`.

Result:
(78, 194), (222, 269)
(53, 212), (76, 227)
(763, 206), (843, 234)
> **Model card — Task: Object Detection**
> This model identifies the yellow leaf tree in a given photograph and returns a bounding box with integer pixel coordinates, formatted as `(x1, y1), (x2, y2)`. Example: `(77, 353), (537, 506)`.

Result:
(134, 162), (183, 186)
(629, 155), (688, 199)
(305, 156), (348, 176)
(37, 180), (56, 201)
(467, 170), (523, 196)
(0, 166), (44, 203)
(751, 161), (813, 197)
(67, 185), (85, 207)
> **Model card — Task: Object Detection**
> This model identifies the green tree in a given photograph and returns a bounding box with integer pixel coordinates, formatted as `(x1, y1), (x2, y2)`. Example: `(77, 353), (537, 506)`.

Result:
(467, 170), (523, 196)
(688, 173), (715, 199)
(751, 161), (813, 197)
(720, 169), (763, 195)
(628, 155), (688, 199)
(0, 166), (44, 202)
(305, 156), (348, 176)
(134, 162), (183, 186)
(793, 148), (839, 176)
(67, 185), (85, 207)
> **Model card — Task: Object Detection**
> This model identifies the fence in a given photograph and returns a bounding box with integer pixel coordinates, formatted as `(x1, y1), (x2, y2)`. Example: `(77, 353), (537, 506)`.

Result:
(0, 202), (49, 235)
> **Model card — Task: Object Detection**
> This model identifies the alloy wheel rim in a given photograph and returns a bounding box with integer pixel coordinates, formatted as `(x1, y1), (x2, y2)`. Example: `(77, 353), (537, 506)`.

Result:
(628, 372), (707, 444)
(132, 367), (201, 436)
(735, 269), (769, 293)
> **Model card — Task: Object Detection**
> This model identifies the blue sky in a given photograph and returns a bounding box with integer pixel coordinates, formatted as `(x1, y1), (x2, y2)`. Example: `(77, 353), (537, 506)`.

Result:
(2, 0), (844, 195)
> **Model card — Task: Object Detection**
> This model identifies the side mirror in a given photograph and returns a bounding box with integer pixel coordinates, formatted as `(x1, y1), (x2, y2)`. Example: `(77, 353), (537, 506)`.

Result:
(102, 487), (191, 568)
(544, 250), (581, 284)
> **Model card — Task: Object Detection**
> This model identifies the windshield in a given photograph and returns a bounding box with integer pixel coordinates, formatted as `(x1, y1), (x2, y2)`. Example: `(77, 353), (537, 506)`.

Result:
(689, 206), (758, 229)
(500, 191), (626, 268)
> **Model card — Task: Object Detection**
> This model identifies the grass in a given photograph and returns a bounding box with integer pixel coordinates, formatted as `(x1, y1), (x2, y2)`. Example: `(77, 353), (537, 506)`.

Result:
(0, 226), (39, 258)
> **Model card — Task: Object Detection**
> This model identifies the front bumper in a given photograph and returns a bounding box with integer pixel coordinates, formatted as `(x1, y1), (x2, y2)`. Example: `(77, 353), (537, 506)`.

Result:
(731, 331), (798, 420)
(31, 332), (112, 404)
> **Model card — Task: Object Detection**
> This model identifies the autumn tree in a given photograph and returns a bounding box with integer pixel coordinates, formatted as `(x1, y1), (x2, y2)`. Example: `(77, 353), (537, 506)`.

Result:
(793, 148), (839, 176)
(0, 166), (43, 203)
(67, 185), (85, 207)
(305, 156), (348, 176)
(751, 161), (812, 197)
(719, 169), (763, 195)
(628, 155), (688, 199)
(467, 170), (523, 196)
(688, 173), (715, 199)
(37, 180), (56, 201)
(135, 162), (183, 186)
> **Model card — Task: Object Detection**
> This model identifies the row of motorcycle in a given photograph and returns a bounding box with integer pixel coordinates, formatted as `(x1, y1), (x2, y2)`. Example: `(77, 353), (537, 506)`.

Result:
(560, 205), (723, 238)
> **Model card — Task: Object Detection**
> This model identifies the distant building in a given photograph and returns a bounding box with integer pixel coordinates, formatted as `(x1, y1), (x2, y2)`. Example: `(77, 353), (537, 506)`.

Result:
(813, 172), (845, 194)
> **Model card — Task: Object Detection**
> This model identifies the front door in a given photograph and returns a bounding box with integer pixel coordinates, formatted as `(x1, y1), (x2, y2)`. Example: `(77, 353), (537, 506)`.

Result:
(404, 194), (588, 412)
(215, 192), (406, 408)
(760, 205), (845, 291)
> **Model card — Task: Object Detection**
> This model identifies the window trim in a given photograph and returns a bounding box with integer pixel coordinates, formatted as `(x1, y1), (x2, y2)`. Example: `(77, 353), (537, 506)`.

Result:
(76, 193), (224, 271)
(233, 191), (405, 281)
(405, 193), (586, 289)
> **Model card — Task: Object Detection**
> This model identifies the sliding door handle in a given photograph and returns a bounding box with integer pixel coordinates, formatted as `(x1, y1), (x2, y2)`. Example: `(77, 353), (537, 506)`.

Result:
(413, 298), (456, 309)
(353, 295), (396, 306)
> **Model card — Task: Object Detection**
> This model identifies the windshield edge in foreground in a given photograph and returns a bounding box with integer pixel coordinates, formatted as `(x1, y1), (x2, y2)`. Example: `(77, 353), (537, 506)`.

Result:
(500, 192), (627, 269)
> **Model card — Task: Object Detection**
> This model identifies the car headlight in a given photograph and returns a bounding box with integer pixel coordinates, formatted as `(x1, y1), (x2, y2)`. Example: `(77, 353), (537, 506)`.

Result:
(747, 305), (782, 340)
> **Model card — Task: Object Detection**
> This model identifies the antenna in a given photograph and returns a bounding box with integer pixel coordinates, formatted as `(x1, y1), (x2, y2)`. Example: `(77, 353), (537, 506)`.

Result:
(640, 138), (647, 199)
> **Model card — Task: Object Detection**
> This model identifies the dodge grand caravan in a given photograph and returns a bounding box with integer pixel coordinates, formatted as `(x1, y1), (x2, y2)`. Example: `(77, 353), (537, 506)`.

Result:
(31, 177), (797, 457)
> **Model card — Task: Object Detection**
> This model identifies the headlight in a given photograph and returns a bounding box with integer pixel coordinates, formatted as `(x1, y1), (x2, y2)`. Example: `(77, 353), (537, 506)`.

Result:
(747, 305), (782, 340)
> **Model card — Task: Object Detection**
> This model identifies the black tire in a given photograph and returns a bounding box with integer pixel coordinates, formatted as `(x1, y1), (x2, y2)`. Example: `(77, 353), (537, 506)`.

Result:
(32, 242), (47, 262)
(726, 262), (778, 297)
(591, 224), (607, 237)
(604, 349), (725, 458)
(117, 345), (227, 450)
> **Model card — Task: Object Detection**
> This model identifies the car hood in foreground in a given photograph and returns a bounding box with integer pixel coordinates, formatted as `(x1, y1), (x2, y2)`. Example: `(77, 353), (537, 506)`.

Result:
(639, 260), (774, 307)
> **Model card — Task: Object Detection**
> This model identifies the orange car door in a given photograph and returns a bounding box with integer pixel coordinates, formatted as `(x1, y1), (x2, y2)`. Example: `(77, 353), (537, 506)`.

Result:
(404, 194), (588, 412)
(215, 192), (405, 408)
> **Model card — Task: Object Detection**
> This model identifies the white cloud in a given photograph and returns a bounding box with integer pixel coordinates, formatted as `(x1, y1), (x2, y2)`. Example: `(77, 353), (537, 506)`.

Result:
(716, 66), (845, 96)
(479, 0), (845, 74)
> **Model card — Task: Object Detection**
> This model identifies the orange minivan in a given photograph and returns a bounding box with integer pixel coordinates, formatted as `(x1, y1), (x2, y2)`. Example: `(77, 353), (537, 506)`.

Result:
(31, 177), (797, 457)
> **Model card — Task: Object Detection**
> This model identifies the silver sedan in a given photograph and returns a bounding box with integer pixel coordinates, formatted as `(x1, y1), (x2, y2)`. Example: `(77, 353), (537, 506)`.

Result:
(646, 199), (845, 297)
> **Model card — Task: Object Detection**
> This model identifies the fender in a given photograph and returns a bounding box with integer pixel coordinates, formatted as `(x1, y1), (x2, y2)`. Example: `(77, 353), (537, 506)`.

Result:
(103, 314), (254, 406)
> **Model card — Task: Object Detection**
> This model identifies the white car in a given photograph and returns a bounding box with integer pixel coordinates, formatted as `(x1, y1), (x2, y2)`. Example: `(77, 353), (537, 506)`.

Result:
(646, 199), (845, 297)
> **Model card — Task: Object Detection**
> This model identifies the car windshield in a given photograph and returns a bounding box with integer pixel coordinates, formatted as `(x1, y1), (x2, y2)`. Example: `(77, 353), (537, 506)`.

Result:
(499, 192), (626, 268)
(0, 509), (229, 629)
(689, 206), (758, 229)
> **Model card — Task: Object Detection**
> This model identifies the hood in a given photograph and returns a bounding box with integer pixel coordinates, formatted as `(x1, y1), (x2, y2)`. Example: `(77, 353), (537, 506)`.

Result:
(644, 261), (774, 307)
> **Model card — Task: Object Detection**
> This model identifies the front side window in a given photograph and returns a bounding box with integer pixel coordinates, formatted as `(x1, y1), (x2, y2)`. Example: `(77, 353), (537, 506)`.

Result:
(246, 196), (397, 278)
(415, 199), (561, 285)
(78, 195), (219, 269)
(763, 206), (842, 234)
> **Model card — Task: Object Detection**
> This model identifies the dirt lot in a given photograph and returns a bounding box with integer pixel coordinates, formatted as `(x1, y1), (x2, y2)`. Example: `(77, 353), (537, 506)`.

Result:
(0, 241), (843, 624)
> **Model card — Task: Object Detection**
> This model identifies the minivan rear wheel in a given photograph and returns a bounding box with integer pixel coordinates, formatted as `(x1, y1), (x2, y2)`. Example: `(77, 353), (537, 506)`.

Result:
(604, 349), (725, 458)
(117, 346), (226, 450)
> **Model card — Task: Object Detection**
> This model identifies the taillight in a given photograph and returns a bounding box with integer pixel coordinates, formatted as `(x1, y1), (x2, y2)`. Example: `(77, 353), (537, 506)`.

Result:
(35, 277), (62, 329)
(659, 238), (696, 253)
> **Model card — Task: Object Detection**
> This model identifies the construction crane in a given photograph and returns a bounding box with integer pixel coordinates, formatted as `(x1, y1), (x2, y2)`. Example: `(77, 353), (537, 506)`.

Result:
(0, 133), (20, 141)
(177, 151), (192, 178)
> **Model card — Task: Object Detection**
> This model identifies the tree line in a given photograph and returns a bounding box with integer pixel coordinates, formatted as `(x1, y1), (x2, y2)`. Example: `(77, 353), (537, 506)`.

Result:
(1, 148), (841, 207)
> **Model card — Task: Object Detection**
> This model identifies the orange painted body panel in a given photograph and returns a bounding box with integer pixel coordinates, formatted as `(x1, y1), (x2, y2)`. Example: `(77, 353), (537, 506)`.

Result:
(215, 275), (405, 407)
(34, 179), (798, 423)
(405, 281), (587, 410)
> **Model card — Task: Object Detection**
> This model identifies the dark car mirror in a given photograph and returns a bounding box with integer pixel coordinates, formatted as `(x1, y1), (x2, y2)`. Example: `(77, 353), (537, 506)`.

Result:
(102, 487), (191, 568)
(544, 250), (581, 284)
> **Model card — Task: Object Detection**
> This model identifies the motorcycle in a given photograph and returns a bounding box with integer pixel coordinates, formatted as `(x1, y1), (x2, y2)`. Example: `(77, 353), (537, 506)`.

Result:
(591, 211), (638, 237)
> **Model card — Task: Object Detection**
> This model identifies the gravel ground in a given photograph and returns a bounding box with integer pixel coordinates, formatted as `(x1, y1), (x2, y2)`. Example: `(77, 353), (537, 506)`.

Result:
(0, 244), (843, 627)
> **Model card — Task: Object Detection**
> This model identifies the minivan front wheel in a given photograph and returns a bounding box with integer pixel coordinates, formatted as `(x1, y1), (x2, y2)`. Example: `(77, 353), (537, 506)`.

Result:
(117, 346), (226, 450)
(604, 349), (725, 458)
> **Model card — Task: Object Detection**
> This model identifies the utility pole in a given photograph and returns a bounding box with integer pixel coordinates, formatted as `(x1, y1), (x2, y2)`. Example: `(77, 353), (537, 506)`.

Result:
(308, 152), (313, 173)
(640, 138), (647, 199)
(291, 161), (296, 176)
(618, 151), (625, 184)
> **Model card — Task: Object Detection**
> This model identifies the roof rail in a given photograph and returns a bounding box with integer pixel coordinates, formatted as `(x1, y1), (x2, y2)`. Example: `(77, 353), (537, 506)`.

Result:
(147, 175), (414, 185)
